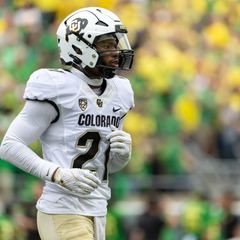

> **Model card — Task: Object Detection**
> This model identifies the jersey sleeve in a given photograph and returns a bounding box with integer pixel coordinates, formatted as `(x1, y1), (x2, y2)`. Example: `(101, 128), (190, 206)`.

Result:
(23, 69), (58, 101)
(23, 68), (79, 109)
(115, 76), (135, 112)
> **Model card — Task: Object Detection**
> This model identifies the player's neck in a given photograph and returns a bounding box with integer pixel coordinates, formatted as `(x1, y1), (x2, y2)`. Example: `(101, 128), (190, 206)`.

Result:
(70, 67), (103, 87)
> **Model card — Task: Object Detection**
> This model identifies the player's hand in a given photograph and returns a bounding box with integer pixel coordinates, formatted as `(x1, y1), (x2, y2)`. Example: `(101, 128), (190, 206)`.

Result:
(106, 125), (132, 159)
(53, 168), (101, 195)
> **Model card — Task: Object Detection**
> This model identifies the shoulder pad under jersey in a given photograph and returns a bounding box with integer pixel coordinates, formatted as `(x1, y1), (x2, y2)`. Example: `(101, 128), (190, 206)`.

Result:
(23, 69), (58, 101)
(112, 75), (135, 110)
(23, 68), (80, 108)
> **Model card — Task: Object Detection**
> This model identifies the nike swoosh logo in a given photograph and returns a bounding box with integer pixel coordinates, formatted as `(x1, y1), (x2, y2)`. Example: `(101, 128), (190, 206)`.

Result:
(113, 107), (121, 112)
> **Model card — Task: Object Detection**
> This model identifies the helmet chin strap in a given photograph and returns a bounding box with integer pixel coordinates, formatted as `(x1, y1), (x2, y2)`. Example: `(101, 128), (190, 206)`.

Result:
(71, 57), (116, 80)
(95, 57), (116, 79)
(98, 67), (116, 79)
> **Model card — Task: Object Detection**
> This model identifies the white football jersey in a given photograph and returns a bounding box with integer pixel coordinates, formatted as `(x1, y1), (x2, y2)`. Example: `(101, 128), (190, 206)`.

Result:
(23, 68), (134, 216)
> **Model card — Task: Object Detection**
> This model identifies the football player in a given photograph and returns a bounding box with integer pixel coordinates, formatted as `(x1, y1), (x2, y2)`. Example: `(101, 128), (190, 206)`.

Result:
(0, 7), (134, 240)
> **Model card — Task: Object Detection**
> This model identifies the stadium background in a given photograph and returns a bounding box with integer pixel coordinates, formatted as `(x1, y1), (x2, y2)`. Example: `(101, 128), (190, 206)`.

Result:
(1, 0), (240, 239)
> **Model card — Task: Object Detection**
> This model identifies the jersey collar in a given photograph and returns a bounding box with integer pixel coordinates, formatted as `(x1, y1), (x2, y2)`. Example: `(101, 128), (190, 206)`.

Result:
(70, 67), (103, 87)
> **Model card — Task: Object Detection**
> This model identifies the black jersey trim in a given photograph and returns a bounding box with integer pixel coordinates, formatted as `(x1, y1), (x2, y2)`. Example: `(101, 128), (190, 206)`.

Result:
(26, 98), (60, 124)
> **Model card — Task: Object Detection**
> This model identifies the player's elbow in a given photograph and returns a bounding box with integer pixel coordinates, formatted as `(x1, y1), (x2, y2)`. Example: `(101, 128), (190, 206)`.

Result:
(0, 136), (21, 162)
(0, 138), (12, 160)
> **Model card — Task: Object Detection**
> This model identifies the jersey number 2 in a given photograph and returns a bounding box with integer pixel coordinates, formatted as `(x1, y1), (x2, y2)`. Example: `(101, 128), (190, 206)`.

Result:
(73, 131), (109, 180)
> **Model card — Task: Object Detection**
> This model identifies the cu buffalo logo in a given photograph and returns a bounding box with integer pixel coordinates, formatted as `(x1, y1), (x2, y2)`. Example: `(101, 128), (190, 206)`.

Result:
(66, 18), (88, 41)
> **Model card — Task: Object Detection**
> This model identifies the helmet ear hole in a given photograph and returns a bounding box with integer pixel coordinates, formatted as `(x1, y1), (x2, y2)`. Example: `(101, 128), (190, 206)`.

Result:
(69, 54), (82, 65)
(72, 45), (82, 55)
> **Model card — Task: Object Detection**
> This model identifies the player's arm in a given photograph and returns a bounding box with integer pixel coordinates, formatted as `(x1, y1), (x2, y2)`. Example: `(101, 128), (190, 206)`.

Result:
(106, 79), (134, 173)
(0, 101), (100, 195)
(106, 125), (132, 173)
(0, 100), (60, 180)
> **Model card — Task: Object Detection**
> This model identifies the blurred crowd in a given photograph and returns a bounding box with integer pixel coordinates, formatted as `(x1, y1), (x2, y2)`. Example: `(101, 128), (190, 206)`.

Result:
(1, 0), (240, 239)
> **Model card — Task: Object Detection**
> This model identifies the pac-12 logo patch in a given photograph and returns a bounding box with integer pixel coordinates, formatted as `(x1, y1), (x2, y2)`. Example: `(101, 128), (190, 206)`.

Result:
(79, 98), (87, 111)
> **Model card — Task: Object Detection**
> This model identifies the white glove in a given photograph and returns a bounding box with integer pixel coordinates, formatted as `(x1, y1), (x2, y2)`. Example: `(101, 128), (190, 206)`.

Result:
(106, 125), (132, 160)
(53, 168), (101, 195)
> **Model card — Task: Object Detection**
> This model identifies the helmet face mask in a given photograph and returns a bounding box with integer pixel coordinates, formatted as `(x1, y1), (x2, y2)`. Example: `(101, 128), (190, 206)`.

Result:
(56, 7), (134, 78)
(96, 32), (134, 69)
